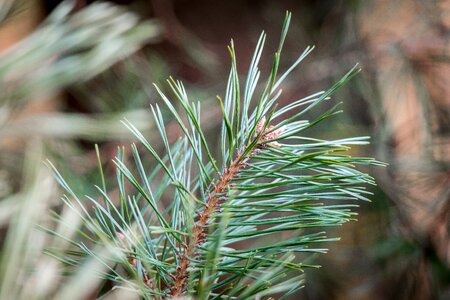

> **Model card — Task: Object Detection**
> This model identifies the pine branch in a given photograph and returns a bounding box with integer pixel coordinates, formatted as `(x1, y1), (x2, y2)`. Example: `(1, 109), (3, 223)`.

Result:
(171, 117), (279, 296)
(45, 11), (383, 300)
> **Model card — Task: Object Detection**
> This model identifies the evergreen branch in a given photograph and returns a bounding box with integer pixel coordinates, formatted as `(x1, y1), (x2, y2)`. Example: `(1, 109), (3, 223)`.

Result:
(170, 123), (272, 296)
(44, 11), (383, 299)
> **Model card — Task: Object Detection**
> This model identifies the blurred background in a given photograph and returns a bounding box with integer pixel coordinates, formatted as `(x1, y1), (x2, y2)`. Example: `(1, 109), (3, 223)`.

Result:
(0, 0), (449, 299)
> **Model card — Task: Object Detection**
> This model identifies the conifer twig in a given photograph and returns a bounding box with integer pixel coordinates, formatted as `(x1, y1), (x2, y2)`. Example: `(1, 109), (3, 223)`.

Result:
(43, 11), (383, 299)
(171, 117), (277, 296)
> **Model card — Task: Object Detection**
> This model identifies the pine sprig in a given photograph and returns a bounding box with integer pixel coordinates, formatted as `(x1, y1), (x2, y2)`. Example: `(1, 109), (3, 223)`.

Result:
(47, 11), (382, 299)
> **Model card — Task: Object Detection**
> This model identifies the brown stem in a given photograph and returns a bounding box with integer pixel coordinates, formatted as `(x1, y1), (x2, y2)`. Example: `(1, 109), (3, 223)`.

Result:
(169, 149), (254, 297)
(169, 118), (280, 297)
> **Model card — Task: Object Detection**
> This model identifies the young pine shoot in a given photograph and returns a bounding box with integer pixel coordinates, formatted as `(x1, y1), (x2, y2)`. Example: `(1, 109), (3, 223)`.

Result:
(47, 12), (381, 300)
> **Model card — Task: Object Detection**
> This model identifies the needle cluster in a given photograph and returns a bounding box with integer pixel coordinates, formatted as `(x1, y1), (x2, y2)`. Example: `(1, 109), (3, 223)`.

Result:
(47, 12), (382, 299)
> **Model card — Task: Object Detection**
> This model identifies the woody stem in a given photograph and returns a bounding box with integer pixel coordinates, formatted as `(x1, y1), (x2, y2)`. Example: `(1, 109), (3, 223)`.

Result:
(169, 147), (256, 297)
